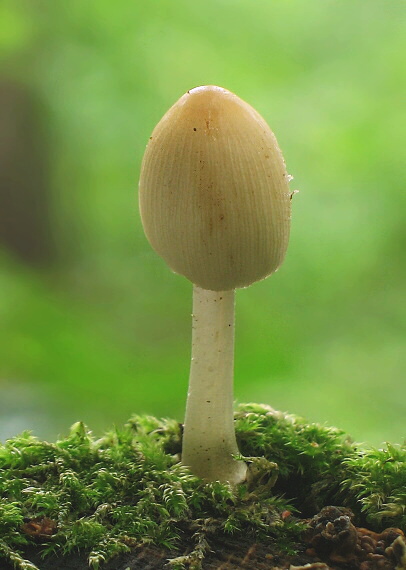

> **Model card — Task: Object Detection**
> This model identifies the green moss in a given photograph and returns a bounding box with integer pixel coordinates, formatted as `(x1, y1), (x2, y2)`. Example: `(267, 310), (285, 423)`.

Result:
(0, 404), (405, 569)
(340, 443), (406, 528)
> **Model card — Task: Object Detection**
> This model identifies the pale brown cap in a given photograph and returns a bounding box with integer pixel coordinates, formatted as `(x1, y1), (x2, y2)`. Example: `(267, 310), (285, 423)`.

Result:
(139, 85), (291, 291)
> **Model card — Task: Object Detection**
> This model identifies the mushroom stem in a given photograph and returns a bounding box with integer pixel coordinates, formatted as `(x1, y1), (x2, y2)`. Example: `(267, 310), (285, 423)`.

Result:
(182, 285), (247, 484)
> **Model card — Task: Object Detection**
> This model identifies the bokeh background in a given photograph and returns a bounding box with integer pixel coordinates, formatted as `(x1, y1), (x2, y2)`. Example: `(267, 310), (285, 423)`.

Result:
(1, 0), (405, 445)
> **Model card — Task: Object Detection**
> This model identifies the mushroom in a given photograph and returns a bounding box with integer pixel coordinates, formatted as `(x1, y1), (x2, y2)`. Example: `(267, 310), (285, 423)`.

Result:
(139, 85), (291, 484)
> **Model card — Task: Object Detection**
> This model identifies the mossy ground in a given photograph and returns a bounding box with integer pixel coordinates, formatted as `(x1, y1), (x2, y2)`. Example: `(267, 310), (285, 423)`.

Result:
(0, 404), (405, 569)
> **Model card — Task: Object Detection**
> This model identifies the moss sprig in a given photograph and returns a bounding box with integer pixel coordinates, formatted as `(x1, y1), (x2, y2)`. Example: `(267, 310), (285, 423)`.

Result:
(339, 442), (406, 529)
(235, 403), (357, 512)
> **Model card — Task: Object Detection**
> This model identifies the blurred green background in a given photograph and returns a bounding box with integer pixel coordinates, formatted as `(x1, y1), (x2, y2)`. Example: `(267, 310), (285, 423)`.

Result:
(0, 0), (405, 445)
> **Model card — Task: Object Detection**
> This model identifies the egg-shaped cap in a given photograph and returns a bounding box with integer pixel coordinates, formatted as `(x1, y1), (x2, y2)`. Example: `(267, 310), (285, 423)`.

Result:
(139, 85), (291, 291)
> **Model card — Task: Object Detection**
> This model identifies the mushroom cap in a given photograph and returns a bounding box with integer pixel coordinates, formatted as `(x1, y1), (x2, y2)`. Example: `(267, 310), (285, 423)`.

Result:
(139, 85), (291, 291)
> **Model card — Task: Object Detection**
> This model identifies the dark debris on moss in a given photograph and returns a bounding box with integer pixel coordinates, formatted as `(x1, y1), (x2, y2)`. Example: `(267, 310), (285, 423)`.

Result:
(0, 404), (405, 569)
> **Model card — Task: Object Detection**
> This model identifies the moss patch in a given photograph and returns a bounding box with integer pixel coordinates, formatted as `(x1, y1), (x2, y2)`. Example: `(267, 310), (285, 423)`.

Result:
(0, 404), (405, 569)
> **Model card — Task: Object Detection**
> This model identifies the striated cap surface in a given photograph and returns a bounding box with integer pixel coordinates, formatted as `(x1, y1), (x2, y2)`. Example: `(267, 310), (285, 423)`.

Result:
(139, 85), (291, 291)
